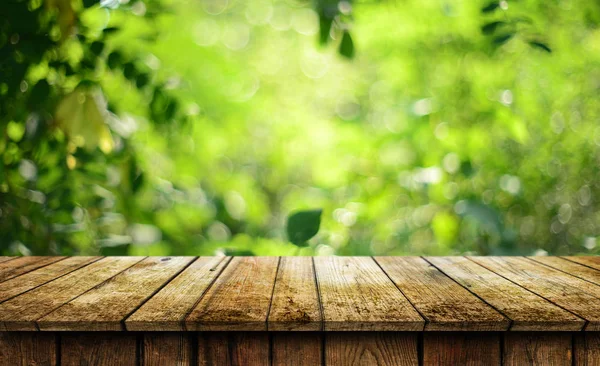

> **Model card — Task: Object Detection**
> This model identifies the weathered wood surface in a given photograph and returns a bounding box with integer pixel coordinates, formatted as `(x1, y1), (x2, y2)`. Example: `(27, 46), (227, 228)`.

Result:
(126, 256), (230, 331)
(376, 257), (508, 331)
(423, 333), (500, 365)
(186, 257), (279, 331)
(471, 256), (600, 331)
(325, 332), (418, 366)
(38, 256), (194, 331)
(0, 256), (599, 332)
(314, 256), (423, 331)
(427, 256), (585, 331)
(268, 257), (321, 331)
(504, 333), (573, 365)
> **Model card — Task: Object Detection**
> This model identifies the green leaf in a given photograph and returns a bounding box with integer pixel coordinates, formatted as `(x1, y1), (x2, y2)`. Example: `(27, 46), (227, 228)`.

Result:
(83, 0), (97, 8)
(102, 27), (120, 35)
(339, 30), (355, 59)
(319, 15), (333, 45)
(481, 21), (504, 35)
(107, 51), (123, 69)
(90, 41), (105, 56)
(286, 209), (322, 246)
(481, 2), (499, 13)
(529, 41), (552, 53)
(493, 33), (514, 45)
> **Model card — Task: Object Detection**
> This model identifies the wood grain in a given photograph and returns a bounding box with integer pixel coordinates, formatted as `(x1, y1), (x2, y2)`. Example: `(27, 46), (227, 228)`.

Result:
(0, 258), (15, 264)
(61, 333), (137, 366)
(504, 333), (572, 365)
(427, 256), (584, 331)
(471, 256), (600, 331)
(314, 256), (423, 331)
(0, 257), (65, 283)
(530, 256), (600, 286)
(0, 332), (56, 366)
(268, 257), (321, 331)
(0, 256), (143, 331)
(563, 256), (600, 271)
(198, 332), (269, 366)
(375, 257), (508, 331)
(423, 333), (500, 366)
(574, 332), (600, 366)
(38, 256), (194, 331)
(0, 256), (100, 303)
(326, 332), (418, 366)
(272, 333), (322, 366)
(186, 257), (279, 331)
(144, 333), (191, 366)
(126, 256), (230, 331)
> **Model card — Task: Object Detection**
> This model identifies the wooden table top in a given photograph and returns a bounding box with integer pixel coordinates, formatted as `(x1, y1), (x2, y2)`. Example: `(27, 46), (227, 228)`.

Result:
(0, 256), (598, 332)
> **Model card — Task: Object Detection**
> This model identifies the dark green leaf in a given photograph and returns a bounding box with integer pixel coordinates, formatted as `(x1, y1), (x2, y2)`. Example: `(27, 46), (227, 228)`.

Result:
(286, 209), (322, 246)
(102, 27), (120, 35)
(107, 51), (123, 69)
(135, 73), (149, 88)
(481, 2), (499, 13)
(28, 79), (49, 109)
(82, 0), (97, 8)
(339, 30), (354, 59)
(319, 15), (333, 45)
(529, 41), (552, 53)
(123, 62), (137, 80)
(90, 41), (104, 56)
(481, 21), (505, 35)
(493, 33), (514, 45)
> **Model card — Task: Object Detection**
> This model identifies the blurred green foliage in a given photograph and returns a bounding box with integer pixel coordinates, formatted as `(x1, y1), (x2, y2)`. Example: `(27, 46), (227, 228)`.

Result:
(1, 0), (600, 257)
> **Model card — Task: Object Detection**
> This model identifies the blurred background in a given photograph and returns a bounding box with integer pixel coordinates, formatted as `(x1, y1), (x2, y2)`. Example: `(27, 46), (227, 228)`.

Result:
(1, 0), (600, 256)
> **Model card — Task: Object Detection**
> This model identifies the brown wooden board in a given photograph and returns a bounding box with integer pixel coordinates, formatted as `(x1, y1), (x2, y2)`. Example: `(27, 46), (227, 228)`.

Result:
(423, 333), (500, 366)
(38, 256), (194, 331)
(0, 257), (65, 283)
(471, 256), (600, 331)
(272, 333), (322, 366)
(574, 332), (600, 366)
(314, 256), (424, 331)
(504, 333), (572, 365)
(326, 332), (418, 366)
(563, 256), (600, 271)
(530, 256), (600, 286)
(427, 256), (584, 331)
(0, 256), (144, 331)
(61, 333), (137, 365)
(198, 332), (270, 366)
(0, 258), (15, 265)
(375, 257), (508, 331)
(0, 332), (56, 366)
(268, 257), (322, 331)
(126, 256), (230, 331)
(0, 256), (100, 303)
(143, 333), (192, 366)
(186, 257), (279, 331)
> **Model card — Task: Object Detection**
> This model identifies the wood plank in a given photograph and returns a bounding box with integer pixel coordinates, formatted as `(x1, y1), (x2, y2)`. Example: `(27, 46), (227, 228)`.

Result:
(575, 333), (600, 366)
(325, 332), (418, 366)
(0, 256), (100, 303)
(144, 333), (191, 366)
(563, 256), (600, 271)
(272, 333), (322, 366)
(504, 333), (572, 365)
(61, 333), (137, 365)
(0, 256), (144, 331)
(423, 333), (500, 366)
(186, 257), (279, 331)
(470, 256), (600, 331)
(427, 256), (584, 331)
(38, 256), (194, 331)
(531, 256), (600, 286)
(268, 257), (321, 331)
(375, 257), (508, 331)
(0, 256), (65, 283)
(198, 332), (269, 366)
(314, 256), (423, 331)
(0, 257), (15, 264)
(0, 332), (56, 365)
(126, 256), (230, 331)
